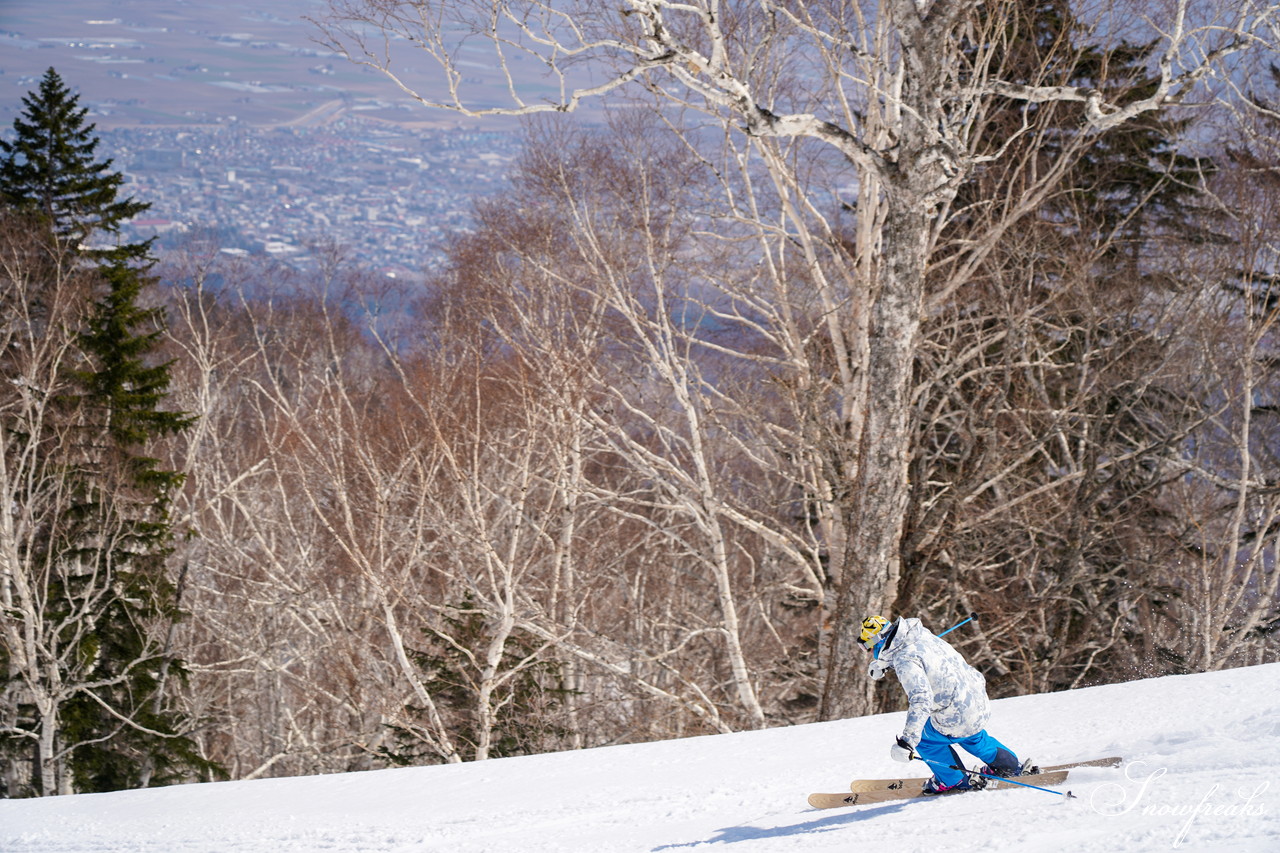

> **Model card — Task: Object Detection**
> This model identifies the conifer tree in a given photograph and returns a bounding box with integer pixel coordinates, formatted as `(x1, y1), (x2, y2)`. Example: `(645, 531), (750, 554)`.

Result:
(0, 67), (149, 263)
(905, 0), (1217, 693)
(0, 69), (205, 794)
(950, 0), (1210, 258)
(58, 257), (204, 792)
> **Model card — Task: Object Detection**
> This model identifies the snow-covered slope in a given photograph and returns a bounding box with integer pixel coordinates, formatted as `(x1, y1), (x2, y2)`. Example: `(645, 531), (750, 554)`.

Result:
(3, 663), (1278, 852)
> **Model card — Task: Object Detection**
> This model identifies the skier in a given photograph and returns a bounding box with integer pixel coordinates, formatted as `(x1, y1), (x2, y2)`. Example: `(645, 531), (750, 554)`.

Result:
(860, 615), (1027, 794)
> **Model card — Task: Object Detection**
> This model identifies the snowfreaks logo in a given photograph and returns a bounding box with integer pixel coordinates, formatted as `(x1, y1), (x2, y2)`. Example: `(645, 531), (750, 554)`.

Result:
(1089, 760), (1269, 848)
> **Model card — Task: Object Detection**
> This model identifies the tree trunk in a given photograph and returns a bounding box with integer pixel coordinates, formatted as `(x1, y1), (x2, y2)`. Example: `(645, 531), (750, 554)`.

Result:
(819, 197), (929, 719)
(36, 694), (58, 797)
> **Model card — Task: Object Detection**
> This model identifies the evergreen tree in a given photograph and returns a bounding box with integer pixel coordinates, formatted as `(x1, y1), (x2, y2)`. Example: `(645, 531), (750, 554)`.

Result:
(0, 67), (149, 264)
(951, 0), (1211, 261)
(0, 70), (207, 794)
(903, 0), (1216, 694)
(57, 258), (204, 792)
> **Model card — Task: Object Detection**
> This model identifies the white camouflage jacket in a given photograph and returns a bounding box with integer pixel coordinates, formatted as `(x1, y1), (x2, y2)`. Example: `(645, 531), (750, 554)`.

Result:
(876, 617), (991, 746)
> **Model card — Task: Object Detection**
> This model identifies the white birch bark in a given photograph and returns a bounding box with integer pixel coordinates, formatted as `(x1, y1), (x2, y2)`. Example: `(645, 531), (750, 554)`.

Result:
(313, 0), (1280, 720)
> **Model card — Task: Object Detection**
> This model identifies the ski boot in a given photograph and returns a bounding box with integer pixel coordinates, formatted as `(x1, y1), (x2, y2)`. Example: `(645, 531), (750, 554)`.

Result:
(981, 757), (1036, 778)
(922, 775), (975, 795)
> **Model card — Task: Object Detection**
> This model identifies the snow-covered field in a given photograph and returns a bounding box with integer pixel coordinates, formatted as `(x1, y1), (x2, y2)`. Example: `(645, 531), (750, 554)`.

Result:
(3, 663), (1277, 852)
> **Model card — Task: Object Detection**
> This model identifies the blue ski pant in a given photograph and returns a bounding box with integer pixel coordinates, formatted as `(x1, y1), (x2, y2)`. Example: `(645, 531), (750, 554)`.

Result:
(916, 719), (1019, 787)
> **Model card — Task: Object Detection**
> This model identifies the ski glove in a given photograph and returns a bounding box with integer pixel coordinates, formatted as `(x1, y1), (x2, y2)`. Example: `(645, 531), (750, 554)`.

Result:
(889, 736), (914, 763)
(867, 659), (890, 681)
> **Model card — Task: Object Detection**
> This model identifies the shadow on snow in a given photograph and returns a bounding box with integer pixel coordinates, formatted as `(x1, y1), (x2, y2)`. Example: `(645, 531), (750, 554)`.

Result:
(652, 801), (913, 849)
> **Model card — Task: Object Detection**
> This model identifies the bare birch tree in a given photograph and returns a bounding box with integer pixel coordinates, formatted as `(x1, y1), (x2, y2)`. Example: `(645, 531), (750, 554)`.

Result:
(388, 124), (844, 735)
(314, 0), (1280, 717)
(1145, 109), (1280, 673)
(0, 217), (191, 795)
(156, 248), (400, 778)
(0, 218), (91, 795)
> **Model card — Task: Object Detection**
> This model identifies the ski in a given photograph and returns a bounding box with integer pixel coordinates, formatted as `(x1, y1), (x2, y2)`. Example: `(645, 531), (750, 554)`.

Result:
(808, 768), (1071, 810)
(848, 755), (1121, 793)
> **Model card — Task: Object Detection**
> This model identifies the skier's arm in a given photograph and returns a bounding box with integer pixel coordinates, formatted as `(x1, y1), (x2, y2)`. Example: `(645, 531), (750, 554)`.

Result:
(894, 657), (934, 746)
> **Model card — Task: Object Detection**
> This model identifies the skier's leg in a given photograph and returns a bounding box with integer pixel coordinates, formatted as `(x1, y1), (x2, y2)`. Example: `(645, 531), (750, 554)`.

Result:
(915, 720), (967, 787)
(956, 729), (1020, 774)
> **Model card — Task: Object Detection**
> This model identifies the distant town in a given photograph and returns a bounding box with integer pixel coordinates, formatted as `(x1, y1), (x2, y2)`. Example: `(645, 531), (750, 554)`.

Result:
(0, 0), (592, 278)
(100, 118), (523, 278)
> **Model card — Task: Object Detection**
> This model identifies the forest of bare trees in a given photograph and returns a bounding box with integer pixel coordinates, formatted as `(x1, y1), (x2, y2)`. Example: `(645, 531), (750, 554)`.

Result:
(5, 0), (1280, 793)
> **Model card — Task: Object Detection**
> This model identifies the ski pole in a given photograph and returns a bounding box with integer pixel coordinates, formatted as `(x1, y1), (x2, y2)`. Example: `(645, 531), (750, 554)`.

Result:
(910, 751), (1074, 799)
(956, 765), (1075, 799)
(937, 612), (978, 638)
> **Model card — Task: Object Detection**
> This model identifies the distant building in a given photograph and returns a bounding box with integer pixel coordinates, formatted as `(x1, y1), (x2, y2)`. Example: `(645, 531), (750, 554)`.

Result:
(131, 218), (186, 235)
(135, 148), (184, 170)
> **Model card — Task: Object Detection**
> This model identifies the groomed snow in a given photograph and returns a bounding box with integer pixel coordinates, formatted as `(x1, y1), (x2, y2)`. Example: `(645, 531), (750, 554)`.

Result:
(3, 663), (1277, 852)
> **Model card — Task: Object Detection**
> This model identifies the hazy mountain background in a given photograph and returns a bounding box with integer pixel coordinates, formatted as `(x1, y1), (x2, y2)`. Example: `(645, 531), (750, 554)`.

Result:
(0, 0), (599, 273)
(0, 0), (554, 129)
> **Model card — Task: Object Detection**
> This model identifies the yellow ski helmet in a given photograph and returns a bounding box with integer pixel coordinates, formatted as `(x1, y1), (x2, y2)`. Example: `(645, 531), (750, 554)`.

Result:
(859, 615), (890, 652)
